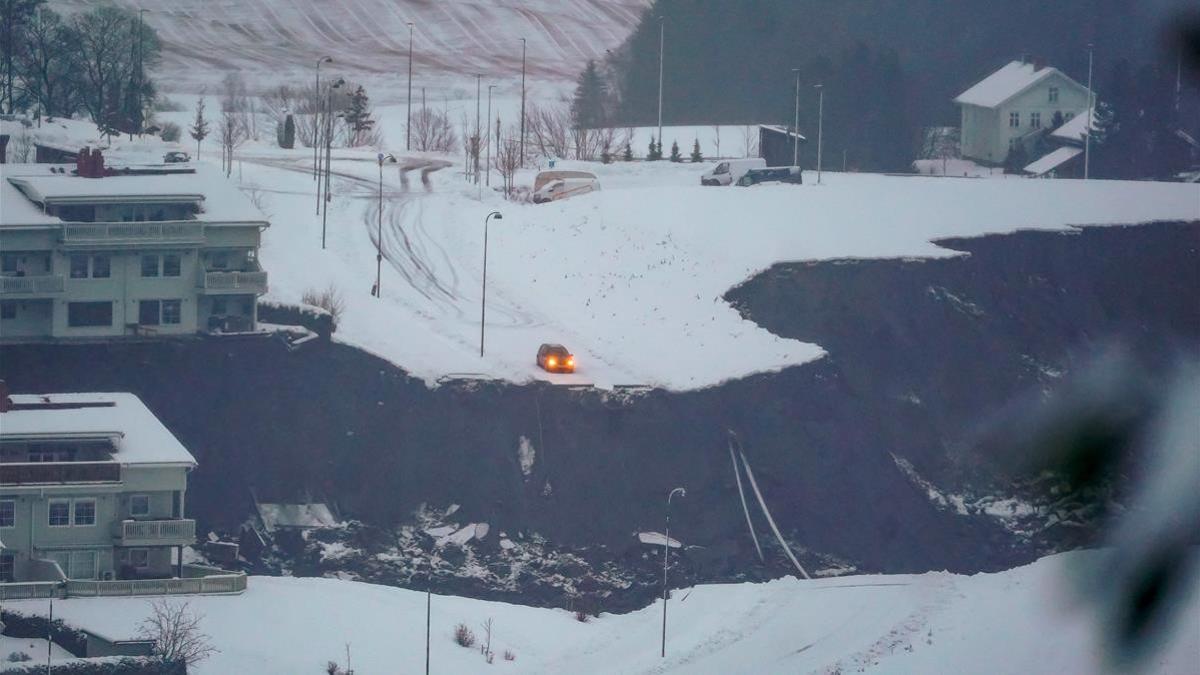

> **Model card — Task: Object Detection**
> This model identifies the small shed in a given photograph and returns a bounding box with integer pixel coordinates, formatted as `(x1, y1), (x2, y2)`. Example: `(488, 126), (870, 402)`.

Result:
(758, 125), (806, 167)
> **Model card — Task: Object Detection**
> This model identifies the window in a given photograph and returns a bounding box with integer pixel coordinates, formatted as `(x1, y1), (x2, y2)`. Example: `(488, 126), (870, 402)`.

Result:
(70, 254), (90, 278)
(28, 448), (71, 462)
(92, 254), (111, 278)
(163, 254), (181, 277)
(211, 252), (229, 270)
(139, 300), (161, 326)
(1009, 111), (1019, 127)
(212, 298), (227, 315)
(1, 254), (16, 274)
(0, 552), (13, 582)
(1030, 112), (1041, 129)
(162, 300), (181, 325)
(130, 494), (150, 517)
(129, 548), (150, 569)
(0, 301), (15, 320)
(68, 550), (97, 579)
(141, 254), (160, 277)
(68, 301), (112, 327)
(1048, 87), (1059, 103)
(0, 499), (14, 528)
(48, 500), (71, 526)
(73, 499), (96, 526)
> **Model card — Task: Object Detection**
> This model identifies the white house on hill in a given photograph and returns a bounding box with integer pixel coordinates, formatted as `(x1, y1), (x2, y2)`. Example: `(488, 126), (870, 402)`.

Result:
(955, 59), (1091, 164)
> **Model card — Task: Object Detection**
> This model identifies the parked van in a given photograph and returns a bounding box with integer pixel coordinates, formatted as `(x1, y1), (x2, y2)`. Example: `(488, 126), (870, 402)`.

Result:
(736, 166), (803, 187)
(532, 171), (600, 203)
(700, 158), (766, 186)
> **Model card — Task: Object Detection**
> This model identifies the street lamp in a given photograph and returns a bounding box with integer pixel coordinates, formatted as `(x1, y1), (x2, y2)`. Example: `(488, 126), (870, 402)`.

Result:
(314, 56), (332, 181)
(661, 486), (685, 658)
(486, 84), (496, 187)
(321, 78), (345, 249)
(791, 68), (801, 167)
(519, 37), (527, 169)
(1084, 43), (1094, 180)
(136, 9), (147, 139)
(475, 74), (482, 192)
(375, 153), (397, 297)
(814, 83), (824, 185)
(406, 22), (415, 152)
(480, 211), (503, 357)
(657, 17), (665, 151)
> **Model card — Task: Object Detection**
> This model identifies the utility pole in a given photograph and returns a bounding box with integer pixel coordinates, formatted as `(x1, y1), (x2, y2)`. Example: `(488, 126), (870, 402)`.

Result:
(1084, 43), (1093, 180)
(486, 84), (495, 187)
(657, 18), (665, 149)
(815, 83), (824, 184)
(137, 9), (146, 138)
(406, 22), (414, 151)
(791, 68), (800, 166)
(475, 74), (482, 191)
(480, 211), (503, 357)
(322, 79), (343, 249)
(376, 153), (395, 297)
(520, 37), (527, 169)
(661, 487), (685, 659)
(313, 56), (331, 181)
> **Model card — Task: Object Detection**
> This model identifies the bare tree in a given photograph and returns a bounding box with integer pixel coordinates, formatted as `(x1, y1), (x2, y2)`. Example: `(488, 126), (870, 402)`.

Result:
(712, 124), (721, 158)
(137, 599), (216, 667)
(525, 101), (570, 159)
(495, 135), (522, 196)
(11, 125), (33, 162)
(411, 106), (456, 153)
(217, 110), (246, 177)
(741, 125), (759, 158)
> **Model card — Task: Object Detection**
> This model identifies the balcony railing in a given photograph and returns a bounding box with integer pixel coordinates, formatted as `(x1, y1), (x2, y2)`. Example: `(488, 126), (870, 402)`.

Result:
(65, 570), (246, 597)
(117, 518), (197, 546)
(60, 222), (205, 246)
(0, 274), (65, 295)
(0, 461), (121, 485)
(198, 269), (268, 294)
(0, 582), (60, 600)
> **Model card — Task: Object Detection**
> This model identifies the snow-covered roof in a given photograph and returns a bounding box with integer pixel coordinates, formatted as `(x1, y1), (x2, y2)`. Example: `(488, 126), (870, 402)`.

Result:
(257, 503), (339, 531)
(1, 393), (197, 467)
(2, 164), (268, 226)
(955, 61), (1083, 108)
(1023, 146), (1084, 176)
(759, 125), (806, 141)
(1050, 110), (1094, 144)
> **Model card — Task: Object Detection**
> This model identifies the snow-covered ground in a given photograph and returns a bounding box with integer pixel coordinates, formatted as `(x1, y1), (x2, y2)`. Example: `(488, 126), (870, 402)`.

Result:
(8, 550), (1197, 674)
(228, 141), (1198, 390)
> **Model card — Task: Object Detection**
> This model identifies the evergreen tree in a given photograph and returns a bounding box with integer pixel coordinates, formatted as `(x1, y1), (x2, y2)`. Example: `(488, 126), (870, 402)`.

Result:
(656, 140), (663, 159)
(570, 59), (607, 129)
(280, 113), (296, 149)
(1050, 110), (1065, 129)
(1002, 142), (1027, 174)
(190, 97), (209, 158)
(669, 139), (682, 162)
(690, 138), (702, 162)
(622, 142), (633, 161)
(648, 134), (661, 160)
(343, 85), (375, 146)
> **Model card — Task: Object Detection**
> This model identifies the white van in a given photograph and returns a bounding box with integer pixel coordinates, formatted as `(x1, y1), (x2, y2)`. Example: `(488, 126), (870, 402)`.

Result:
(700, 158), (766, 186)
(532, 171), (600, 203)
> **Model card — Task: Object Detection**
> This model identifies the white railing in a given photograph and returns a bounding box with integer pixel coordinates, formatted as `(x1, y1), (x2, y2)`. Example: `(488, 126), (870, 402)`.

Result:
(64, 572), (246, 597)
(0, 581), (61, 600)
(200, 270), (268, 293)
(0, 275), (65, 295)
(119, 518), (196, 544)
(61, 222), (204, 245)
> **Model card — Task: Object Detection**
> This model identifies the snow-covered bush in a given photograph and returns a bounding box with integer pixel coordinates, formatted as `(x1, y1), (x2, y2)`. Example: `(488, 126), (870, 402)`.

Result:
(7, 652), (32, 662)
(302, 285), (345, 330)
(453, 623), (476, 648)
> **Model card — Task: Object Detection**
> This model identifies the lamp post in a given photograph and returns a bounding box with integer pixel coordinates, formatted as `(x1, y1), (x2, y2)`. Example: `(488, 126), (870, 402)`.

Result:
(657, 17), (665, 150)
(815, 83), (824, 184)
(661, 486), (685, 658)
(314, 56), (332, 181)
(375, 153), (397, 297)
(406, 22), (414, 151)
(1084, 43), (1094, 180)
(520, 37), (527, 169)
(480, 211), (503, 357)
(791, 68), (801, 166)
(486, 84), (496, 187)
(321, 79), (344, 249)
(136, 9), (146, 139)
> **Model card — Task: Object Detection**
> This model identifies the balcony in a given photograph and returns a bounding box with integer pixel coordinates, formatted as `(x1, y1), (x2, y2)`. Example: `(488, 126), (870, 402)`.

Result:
(116, 518), (197, 547)
(60, 222), (205, 247)
(0, 461), (121, 486)
(197, 266), (268, 295)
(0, 274), (65, 296)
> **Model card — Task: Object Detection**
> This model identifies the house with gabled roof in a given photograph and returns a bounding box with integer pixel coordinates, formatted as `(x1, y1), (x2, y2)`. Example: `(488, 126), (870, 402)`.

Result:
(955, 58), (1091, 165)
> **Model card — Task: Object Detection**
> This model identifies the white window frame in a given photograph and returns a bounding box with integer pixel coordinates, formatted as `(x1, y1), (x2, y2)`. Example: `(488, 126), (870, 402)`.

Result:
(0, 499), (14, 528)
(72, 498), (97, 527)
(130, 494), (151, 517)
(48, 499), (71, 527)
(1009, 111), (1020, 127)
(1048, 87), (1059, 103)
(1030, 112), (1041, 129)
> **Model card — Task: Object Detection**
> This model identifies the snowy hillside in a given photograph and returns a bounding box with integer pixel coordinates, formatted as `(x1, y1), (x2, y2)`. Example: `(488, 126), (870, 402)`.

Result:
(47, 0), (648, 95)
(9, 550), (1197, 674)
(231, 142), (1199, 390)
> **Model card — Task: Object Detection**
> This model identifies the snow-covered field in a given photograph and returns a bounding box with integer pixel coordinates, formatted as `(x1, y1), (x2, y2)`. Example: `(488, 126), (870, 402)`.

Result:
(227, 141), (1199, 390)
(8, 550), (1197, 674)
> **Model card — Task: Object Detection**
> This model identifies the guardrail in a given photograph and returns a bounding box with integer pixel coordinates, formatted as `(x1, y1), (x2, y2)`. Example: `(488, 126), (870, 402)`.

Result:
(118, 519), (196, 546)
(0, 461), (121, 485)
(0, 274), (65, 295)
(61, 222), (204, 245)
(199, 269), (268, 293)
